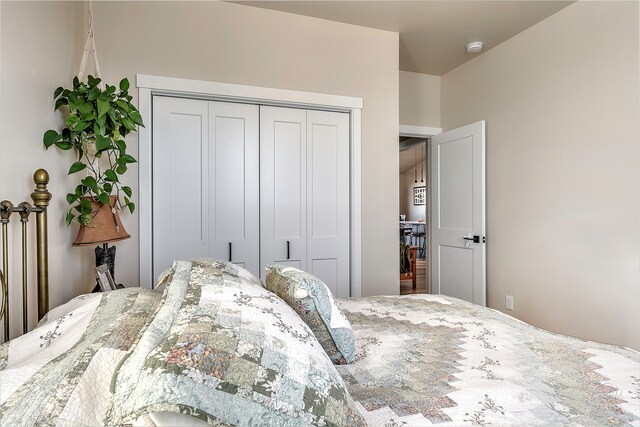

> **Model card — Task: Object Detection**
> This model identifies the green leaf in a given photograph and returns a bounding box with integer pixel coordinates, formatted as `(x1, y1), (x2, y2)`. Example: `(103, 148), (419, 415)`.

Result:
(54, 97), (68, 111)
(43, 130), (61, 148)
(97, 99), (110, 118)
(77, 101), (93, 116)
(103, 182), (113, 193)
(115, 99), (130, 112)
(115, 164), (127, 175)
(121, 117), (135, 131)
(93, 122), (104, 136)
(80, 198), (92, 209)
(74, 185), (84, 197)
(104, 169), (118, 183)
(81, 176), (99, 192)
(120, 154), (137, 164)
(88, 75), (101, 88)
(55, 141), (73, 150)
(73, 120), (91, 132)
(79, 213), (92, 226)
(66, 193), (78, 205)
(129, 110), (144, 127)
(68, 93), (81, 112)
(54, 87), (64, 99)
(73, 76), (80, 87)
(98, 192), (111, 205)
(116, 140), (126, 153)
(96, 113), (107, 128)
(127, 202), (135, 214)
(122, 186), (132, 198)
(65, 211), (74, 226)
(106, 85), (116, 96)
(65, 115), (80, 128)
(119, 78), (130, 92)
(68, 161), (86, 175)
(95, 135), (111, 152)
(87, 87), (101, 101)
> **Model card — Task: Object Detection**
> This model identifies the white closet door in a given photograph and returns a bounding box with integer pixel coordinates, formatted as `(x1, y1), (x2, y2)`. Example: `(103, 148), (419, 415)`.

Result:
(260, 106), (307, 277)
(153, 97), (209, 280)
(306, 110), (350, 297)
(208, 101), (260, 277)
(153, 97), (259, 281)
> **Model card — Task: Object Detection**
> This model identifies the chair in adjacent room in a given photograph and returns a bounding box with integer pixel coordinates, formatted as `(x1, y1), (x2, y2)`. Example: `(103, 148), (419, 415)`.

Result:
(400, 243), (418, 290)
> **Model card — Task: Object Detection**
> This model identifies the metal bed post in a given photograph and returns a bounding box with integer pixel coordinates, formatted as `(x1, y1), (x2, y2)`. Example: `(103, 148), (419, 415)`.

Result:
(31, 169), (51, 320)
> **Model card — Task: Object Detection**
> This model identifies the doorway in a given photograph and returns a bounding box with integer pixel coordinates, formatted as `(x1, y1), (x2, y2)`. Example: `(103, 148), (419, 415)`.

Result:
(399, 137), (428, 294)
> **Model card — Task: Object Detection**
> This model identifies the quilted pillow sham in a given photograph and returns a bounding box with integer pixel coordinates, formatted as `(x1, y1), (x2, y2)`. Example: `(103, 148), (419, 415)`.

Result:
(265, 265), (357, 364)
(108, 259), (365, 427)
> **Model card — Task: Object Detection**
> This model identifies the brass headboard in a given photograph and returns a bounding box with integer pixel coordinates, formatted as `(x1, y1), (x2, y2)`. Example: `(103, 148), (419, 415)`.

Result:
(0, 169), (51, 343)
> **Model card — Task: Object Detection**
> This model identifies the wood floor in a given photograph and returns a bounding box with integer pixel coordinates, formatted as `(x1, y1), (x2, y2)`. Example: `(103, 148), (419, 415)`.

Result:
(400, 258), (428, 295)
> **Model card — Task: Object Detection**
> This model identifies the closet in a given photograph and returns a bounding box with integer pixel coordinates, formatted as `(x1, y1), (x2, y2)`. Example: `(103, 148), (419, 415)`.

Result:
(152, 97), (350, 296)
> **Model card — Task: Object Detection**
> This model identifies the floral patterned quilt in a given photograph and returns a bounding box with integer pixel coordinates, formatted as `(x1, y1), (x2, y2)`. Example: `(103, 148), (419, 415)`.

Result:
(336, 294), (640, 426)
(0, 260), (364, 427)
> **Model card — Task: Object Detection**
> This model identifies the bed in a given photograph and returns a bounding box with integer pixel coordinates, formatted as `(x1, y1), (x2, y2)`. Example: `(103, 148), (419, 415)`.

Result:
(1, 172), (639, 426)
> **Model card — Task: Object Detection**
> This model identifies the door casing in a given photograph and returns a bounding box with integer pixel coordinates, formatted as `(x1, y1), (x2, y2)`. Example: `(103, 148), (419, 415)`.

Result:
(399, 124), (441, 295)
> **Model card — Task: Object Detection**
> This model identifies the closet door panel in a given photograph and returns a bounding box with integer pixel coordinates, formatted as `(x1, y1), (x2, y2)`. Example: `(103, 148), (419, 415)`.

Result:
(153, 97), (259, 282)
(260, 106), (307, 278)
(153, 97), (209, 280)
(274, 122), (303, 239)
(209, 102), (259, 277)
(307, 110), (350, 297)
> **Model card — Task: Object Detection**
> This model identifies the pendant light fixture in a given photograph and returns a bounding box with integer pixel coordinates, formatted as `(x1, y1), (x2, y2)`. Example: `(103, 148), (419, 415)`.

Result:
(420, 142), (424, 183)
(414, 147), (418, 183)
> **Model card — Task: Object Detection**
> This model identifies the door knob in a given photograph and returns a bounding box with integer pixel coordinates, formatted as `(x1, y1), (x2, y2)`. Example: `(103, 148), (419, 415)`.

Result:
(463, 235), (481, 243)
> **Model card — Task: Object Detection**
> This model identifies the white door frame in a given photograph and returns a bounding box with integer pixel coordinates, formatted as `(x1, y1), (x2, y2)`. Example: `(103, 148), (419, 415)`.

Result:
(137, 74), (363, 296)
(399, 124), (441, 294)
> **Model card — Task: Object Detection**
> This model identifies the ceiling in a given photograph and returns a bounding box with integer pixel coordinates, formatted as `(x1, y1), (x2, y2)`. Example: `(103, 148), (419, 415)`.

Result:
(232, 1), (573, 75)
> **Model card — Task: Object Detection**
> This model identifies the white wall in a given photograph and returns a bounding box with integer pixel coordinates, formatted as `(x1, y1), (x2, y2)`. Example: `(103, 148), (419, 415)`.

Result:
(0, 1), (86, 340)
(1, 1), (400, 312)
(400, 159), (427, 222)
(400, 70), (440, 127)
(442, 1), (640, 350)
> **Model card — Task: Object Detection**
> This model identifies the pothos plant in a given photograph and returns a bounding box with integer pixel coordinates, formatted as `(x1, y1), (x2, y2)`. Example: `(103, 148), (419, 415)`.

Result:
(43, 75), (143, 226)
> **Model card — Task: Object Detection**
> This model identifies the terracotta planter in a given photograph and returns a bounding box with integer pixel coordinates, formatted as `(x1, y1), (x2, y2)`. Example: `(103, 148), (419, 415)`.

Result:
(72, 196), (130, 246)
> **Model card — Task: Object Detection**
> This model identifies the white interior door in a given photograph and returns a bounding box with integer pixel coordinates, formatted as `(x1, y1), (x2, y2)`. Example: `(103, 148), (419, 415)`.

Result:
(306, 110), (350, 297)
(153, 97), (259, 280)
(260, 106), (308, 277)
(430, 121), (486, 305)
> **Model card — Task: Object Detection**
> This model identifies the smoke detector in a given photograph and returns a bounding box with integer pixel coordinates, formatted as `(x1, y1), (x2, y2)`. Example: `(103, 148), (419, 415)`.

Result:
(466, 41), (484, 53)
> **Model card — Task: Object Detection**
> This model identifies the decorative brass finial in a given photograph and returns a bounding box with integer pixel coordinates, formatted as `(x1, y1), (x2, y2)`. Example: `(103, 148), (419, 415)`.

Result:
(0, 200), (14, 224)
(18, 202), (32, 223)
(31, 169), (52, 207)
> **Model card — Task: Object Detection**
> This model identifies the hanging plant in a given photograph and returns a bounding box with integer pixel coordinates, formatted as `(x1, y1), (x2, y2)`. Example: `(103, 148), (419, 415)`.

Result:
(43, 75), (143, 226)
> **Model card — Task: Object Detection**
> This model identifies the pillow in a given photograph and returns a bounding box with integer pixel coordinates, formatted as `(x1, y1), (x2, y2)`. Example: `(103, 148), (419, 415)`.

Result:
(109, 259), (365, 427)
(154, 259), (263, 291)
(265, 265), (357, 364)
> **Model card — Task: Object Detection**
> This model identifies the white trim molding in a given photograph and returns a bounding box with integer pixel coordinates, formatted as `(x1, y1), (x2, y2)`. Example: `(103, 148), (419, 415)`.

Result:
(399, 124), (442, 138)
(136, 74), (363, 297)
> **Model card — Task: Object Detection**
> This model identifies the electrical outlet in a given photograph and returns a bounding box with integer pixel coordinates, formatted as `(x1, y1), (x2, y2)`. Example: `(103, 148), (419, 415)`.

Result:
(505, 295), (514, 311)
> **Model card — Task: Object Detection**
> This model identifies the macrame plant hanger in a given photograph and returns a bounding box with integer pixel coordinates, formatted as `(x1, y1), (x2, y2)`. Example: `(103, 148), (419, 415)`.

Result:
(76, 2), (120, 289)
(77, 2), (102, 86)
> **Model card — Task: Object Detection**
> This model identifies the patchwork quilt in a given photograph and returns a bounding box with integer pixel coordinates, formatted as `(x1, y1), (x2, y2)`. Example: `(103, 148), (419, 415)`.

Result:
(0, 260), (364, 427)
(336, 294), (640, 426)
(2, 268), (639, 426)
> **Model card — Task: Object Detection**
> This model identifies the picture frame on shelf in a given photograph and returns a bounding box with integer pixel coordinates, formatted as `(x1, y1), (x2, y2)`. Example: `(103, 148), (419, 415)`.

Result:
(96, 264), (117, 291)
(413, 186), (426, 206)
